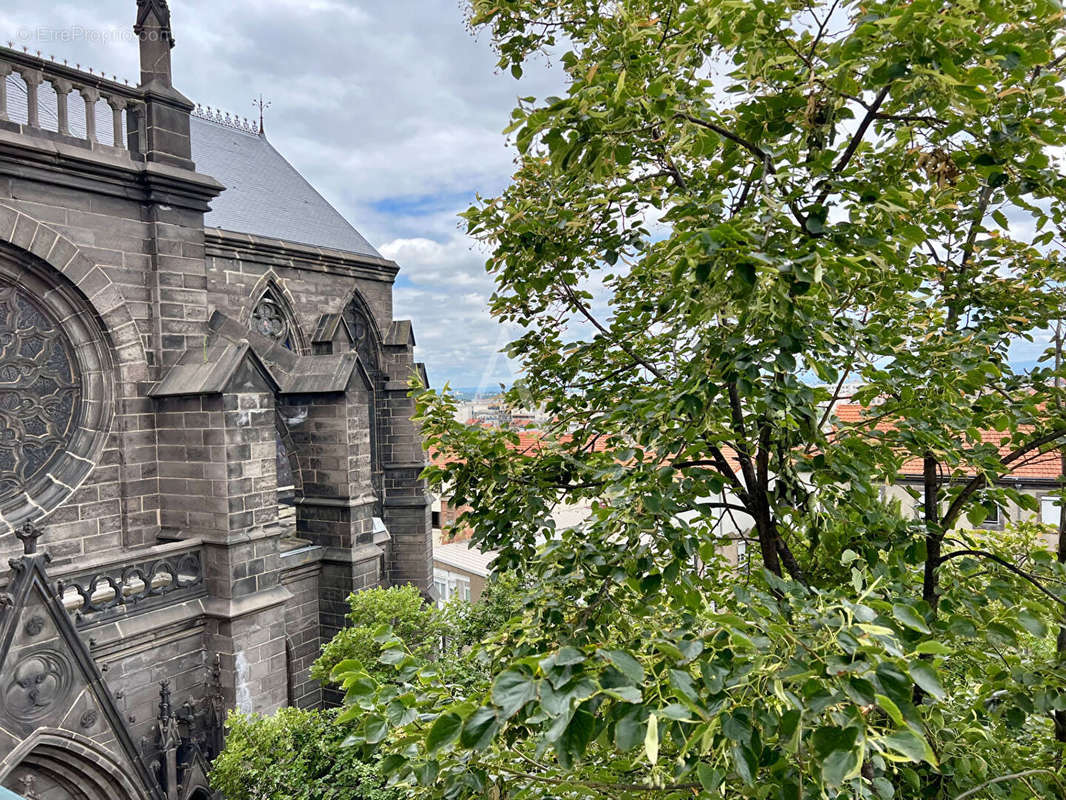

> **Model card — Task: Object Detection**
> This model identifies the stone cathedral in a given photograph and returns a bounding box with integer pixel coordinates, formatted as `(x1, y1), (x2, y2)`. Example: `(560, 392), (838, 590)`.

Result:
(0, 2), (434, 798)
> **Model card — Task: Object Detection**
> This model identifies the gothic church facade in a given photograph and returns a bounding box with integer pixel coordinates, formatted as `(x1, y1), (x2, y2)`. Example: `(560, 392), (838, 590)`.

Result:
(0, 2), (433, 797)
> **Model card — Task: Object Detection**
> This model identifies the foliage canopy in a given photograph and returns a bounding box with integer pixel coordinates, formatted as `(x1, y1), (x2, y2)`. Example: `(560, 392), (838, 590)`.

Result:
(333, 1), (1066, 798)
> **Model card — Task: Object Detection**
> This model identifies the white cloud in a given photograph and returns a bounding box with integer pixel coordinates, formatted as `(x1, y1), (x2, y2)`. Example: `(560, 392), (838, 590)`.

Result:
(3, 0), (564, 387)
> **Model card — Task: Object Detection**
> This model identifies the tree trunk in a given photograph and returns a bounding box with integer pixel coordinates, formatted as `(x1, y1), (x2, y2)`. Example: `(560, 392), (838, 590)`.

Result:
(1056, 450), (1066, 742)
(922, 454), (942, 613)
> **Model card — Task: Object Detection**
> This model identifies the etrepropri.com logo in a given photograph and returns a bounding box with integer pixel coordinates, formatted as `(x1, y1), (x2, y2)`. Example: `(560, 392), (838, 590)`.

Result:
(14, 26), (141, 45)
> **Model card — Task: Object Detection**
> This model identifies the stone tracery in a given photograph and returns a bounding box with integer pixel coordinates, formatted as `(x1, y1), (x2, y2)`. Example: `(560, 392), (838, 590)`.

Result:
(0, 280), (82, 506)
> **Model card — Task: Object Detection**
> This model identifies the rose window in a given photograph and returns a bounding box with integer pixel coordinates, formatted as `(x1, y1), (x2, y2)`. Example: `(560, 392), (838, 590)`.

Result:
(0, 280), (81, 503)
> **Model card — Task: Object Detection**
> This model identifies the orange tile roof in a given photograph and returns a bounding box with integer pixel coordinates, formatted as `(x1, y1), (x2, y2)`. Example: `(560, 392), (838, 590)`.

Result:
(429, 427), (612, 469)
(833, 404), (1063, 480)
(432, 408), (1063, 482)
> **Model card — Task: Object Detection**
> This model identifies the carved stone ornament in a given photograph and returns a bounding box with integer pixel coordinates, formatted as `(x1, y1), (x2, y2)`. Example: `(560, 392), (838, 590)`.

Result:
(80, 708), (99, 729)
(24, 615), (45, 637)
(0, 282), (82, 508)
(2, 649), (72, 722)
(14, 522), (43, 556)
(135, 0), (175, 45)
(251, 296), (289, 342)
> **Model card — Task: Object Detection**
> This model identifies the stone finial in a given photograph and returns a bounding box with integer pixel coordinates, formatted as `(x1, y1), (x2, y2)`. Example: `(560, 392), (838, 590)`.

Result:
(15, 522), (43, 556)
(136, 0), (175, 89)
(158, 679), (173, 720)
(135, 0), (175, 47)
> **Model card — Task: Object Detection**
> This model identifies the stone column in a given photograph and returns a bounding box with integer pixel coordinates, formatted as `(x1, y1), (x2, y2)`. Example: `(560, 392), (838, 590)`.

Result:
(79, 86), (100, 143)
(19, 68), (42, 129)
(0, 62), (10, 122)
(52, 78), (72, 136)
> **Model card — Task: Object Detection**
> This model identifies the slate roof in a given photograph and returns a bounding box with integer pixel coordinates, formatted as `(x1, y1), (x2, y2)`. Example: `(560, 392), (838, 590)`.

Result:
(190, 117), (382, 258)
(2, 74), (381, 258)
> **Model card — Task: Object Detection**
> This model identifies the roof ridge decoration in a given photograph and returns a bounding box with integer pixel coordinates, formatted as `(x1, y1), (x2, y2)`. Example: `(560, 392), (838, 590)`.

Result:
(192, 104), (260, 135)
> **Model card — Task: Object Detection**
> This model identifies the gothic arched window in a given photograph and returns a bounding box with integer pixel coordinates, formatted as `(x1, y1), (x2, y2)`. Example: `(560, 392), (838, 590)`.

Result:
(342, 295), (383, 513)
(342, 297), (380, 372)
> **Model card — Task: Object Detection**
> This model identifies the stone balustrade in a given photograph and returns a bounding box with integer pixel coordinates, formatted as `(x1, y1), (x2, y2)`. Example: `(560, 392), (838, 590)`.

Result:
(55, 541), (207, 629)
(0, 44), (146, 157)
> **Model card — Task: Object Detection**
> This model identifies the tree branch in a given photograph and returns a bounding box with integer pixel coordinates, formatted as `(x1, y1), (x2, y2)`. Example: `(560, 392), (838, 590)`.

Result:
(814, 84), (891, 207)
(938, 549), (1066, 609)
(559, 283), (665, 381)
(677, 112), (775, 171)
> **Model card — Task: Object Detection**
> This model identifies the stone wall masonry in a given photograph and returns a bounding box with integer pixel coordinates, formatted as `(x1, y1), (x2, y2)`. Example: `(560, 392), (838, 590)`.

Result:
(0, 201), (160, 562)
(155, 394), (229, 535)
(279, 552), (325, 709)
(204, 598), (289, 717)
(223, 389), (280, 534)
(0, 79), (435, 772)
(92, 613), (207, 750)
(204, 230), (397, 335)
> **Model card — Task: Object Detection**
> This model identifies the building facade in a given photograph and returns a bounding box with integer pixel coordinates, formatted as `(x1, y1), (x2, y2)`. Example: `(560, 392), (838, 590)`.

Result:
(0, 2), (433, 798)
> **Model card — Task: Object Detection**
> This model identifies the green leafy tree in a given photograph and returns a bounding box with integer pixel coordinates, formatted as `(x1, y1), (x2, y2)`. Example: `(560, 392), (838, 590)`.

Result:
(312, 584), (451, 683)
(332, 1), (1066, 797)
(210, 708), (405, 800)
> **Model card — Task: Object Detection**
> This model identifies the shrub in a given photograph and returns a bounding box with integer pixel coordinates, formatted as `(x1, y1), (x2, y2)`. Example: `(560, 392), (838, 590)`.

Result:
(311, 584), (451, 684)
(210, 708), (403, 800)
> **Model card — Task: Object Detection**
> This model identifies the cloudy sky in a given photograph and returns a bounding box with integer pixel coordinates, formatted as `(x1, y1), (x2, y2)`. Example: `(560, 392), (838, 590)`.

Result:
(1, 0), (560, 388)
(2, 2), (1054, 388)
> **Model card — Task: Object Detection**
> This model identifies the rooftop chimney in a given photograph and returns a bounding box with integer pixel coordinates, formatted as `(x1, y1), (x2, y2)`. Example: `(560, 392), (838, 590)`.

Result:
(134, 0), (196, 170)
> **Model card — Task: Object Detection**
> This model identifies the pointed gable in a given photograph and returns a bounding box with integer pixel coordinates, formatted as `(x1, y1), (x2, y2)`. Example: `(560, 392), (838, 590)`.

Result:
(0, 525), (162, 800)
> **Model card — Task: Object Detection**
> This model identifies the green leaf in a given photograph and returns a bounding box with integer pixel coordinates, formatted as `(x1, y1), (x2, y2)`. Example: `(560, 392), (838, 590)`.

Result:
(492, 669), (536, 719)
(697, 763), (724, 791)
(555, 703), (595, 768)
(331, 659), (366, 679)
(823, 745), (861, 786)
(363, 715), (388, 745)
(876, 694), (905, 727)
(912, 641), (952, 656)
(892, 604), (931, 634)
(614, 708), (644, 751)
(1018, 610), (1049, 638)
(644, 713), (659, 765)
(881, 730), (938, 767)
(426, 712), (463, 754)
(908, 660), (945, 700)
(603, 685), (643, 703)
(603, 650), (645, 684)
(371, 624), (395, 643)
(733, 743), (758, 785)
(554, 646), (587, 665)
(460, 708), (500, 751)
